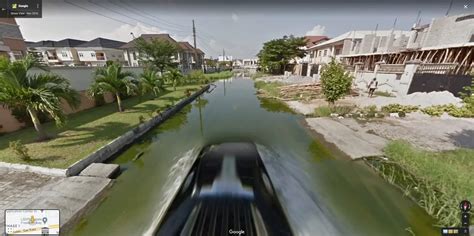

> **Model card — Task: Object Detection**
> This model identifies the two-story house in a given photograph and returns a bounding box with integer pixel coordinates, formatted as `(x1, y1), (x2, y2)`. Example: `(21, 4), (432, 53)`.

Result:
(121, 34), (205, 71)
(76, 38), (126, 66)
(26, 38), (86, 66)
(0, 18), (27, 61)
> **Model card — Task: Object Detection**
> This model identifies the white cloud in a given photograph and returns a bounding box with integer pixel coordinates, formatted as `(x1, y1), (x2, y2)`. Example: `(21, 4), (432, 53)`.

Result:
(231, 13), (239, 22)
(305, 25), (326, 36)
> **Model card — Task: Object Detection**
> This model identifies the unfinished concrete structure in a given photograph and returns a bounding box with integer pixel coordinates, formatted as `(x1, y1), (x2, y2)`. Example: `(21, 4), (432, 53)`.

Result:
(342, 14), (474, 75)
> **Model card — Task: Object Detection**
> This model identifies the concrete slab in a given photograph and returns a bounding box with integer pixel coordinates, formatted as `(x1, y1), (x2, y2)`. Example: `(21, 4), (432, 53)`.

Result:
(306, 118), (388, 159)
(7, 176), (112, 234)
(79, 163), (119, 178)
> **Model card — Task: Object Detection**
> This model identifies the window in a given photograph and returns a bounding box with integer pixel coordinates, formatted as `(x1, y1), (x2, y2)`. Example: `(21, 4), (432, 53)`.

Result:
(133, 52), (137, 60)
(91, 53), (95, 57)
(79, 53), (83, 57)
(61, 52), (68, 57)
(324, 50), (327, 56)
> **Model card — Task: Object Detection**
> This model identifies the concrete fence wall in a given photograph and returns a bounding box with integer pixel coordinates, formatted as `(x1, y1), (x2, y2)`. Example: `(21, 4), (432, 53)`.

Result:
(353, 61), (420, 96)
(0, 67), (144, 134)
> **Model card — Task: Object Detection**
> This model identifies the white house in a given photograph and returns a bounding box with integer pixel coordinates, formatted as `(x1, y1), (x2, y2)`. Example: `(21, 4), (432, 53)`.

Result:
(26, 39), (86, 66)
(76, 38), (126, 67)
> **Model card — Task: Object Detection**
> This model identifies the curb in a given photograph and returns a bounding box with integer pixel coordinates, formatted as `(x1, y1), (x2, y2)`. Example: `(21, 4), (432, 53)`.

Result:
(65, 85), (210, 176)
(0, 85), (210, 177)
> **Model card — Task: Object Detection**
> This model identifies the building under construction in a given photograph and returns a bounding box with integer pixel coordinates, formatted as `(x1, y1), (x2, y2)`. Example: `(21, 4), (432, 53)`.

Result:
(340, 13), (473, 75)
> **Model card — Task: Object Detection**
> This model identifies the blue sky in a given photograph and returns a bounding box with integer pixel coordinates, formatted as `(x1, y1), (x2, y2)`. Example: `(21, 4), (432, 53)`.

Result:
(17, 0), (472, 59)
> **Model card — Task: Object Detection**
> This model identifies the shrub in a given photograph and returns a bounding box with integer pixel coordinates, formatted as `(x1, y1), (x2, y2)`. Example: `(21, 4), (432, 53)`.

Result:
(320, 58), (353, 104)
(381, 104), (419, 114)
(184, 89), (192, 97)
(138, 115), (145, 124)
(314, 106), (331, 117)
(398, 111), (406, 117)
(9, 140), (31, 161)
(420, 104), (474, 117)
(374, 91), (393, 97)
(314, 105), (354, 117)
(362, 105), (378, 118)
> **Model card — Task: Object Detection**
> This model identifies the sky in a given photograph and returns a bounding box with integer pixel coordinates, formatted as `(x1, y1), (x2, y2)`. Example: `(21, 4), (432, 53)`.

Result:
(17, 0), (473, 59)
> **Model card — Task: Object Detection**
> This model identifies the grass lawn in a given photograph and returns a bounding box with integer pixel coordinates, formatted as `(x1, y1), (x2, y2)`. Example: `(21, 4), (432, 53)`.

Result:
(0, 85), (201, 168)
(383, 140), (474, 226)
(254, 81), (283, 98)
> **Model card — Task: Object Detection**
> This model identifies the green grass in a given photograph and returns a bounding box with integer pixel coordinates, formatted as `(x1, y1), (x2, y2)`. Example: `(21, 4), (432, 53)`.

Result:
(313, 105), (355, 117)
(254, 81), (283, 98)
(0, 85), (200, 168)
(251, 71), (270, 80)
(383, 140), (474, 226)
(374, 91), (394, 97)
(204, 71), (234, 82)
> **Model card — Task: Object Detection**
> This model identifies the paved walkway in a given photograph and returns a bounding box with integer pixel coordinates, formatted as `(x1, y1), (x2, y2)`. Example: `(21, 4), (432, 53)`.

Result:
(306, 118), (388, 159)
(0, 168), (62, 233)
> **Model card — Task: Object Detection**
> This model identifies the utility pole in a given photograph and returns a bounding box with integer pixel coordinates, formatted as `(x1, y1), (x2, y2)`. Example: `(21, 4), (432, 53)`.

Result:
(192, 20), (197, 49)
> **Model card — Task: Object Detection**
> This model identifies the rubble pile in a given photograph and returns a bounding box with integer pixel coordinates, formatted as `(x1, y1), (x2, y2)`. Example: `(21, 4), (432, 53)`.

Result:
(278, 83), (323, 100)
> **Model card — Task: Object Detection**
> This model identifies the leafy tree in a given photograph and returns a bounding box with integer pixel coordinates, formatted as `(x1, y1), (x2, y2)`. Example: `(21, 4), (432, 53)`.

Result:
(164, 68), (183, 91)
(88, 62), (137, 112)
(138, 69), (164, 98)
(0, 55), (80, 140)
(320, 58), (353, 105)
(257, 35), (306, 74)
(135, 37), (179, 74)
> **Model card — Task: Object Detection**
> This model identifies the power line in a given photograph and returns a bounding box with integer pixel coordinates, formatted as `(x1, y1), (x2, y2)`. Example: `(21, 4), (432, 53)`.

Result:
(118, 0), (190, 30)
(88, 0), (191, 37)
(108, 0), (190, 33)
(64, 0), (132, 26)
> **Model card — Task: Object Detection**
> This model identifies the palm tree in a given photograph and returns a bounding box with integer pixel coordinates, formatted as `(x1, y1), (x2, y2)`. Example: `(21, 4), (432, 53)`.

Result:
(165, 68), (183, 91)
(0, 55), (80, 140)
(138, 69), (164, 98)
(89, 62), (137, 112)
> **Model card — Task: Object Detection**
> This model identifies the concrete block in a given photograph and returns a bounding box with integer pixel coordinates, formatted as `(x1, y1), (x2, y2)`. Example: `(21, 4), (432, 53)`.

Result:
(79, 163), (120, 178)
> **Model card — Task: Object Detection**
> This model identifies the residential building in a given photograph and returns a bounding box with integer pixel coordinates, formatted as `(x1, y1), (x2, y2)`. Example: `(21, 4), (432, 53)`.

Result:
(293, 35), (328, 76)
(0, 18), (27, 60)
(307, 30), (410, 74)
(26, 39), (86, 66)
(242, 58), (259, 69)
(178, 41), (205, 72)
(76, 38), (126, 67)
(218, 55), (233, 62)
(121, 34), (204, 71)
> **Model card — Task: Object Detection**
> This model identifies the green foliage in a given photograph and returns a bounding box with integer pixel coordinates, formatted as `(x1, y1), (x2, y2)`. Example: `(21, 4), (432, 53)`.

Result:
(139, 69), (164, 98)
(251, 71), (269, 80)
(134, 37), (178, 73)
(314, 105), (355, 117)
(358, 105), (378, 118)
(257, 35), (307, 74)
(138, 115), (145, 124)
(314, 106), (331, 117)
(374, 91), (394, 97)
(382, 141), (474, 226)
(459, 78), (474, 110)
(254, 81), (283, 98)
(320, 58), (353, 104)
(165, 68), (184, 90)
(0, 54), (80, 139)
(9, 140), (30, 161)
(89, 62), (137, 112)
(205, 71), (233, 81)
(381, 104), (419, 114)
(185, 70), (206, 84)
(420, 104), (473, 118)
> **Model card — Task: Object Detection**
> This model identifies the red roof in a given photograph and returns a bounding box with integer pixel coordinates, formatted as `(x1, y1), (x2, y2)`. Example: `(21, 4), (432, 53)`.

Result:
(304, 36), (329, 48)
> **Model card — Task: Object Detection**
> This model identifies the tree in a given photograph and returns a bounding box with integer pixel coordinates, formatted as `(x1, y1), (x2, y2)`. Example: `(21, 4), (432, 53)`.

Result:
(164, 68), (183, 91)
(138, 69), (164, 98)
(257, 35), (306, 74)
(135, 37), (179, 74)
(320, 58), (353, 105)
(88, 62), (137, 112)
(0, 55), (80, 140)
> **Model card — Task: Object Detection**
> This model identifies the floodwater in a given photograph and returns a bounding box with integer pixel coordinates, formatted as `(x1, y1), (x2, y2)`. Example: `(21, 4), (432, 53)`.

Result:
(70, 78), (437, 236)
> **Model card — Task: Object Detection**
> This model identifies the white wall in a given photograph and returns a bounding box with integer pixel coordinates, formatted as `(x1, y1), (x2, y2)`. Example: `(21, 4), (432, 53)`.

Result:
(28, 67), (144, 91)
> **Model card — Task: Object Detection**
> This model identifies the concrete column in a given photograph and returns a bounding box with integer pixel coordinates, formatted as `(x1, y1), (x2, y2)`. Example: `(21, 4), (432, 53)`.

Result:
(397, 59), (421, 96)
(374, 60), (385, 77)
(307, 64), (312, 77)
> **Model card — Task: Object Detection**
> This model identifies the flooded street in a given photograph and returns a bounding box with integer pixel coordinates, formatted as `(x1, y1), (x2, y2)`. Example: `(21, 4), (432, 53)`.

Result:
(71, 78), (437, 236)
